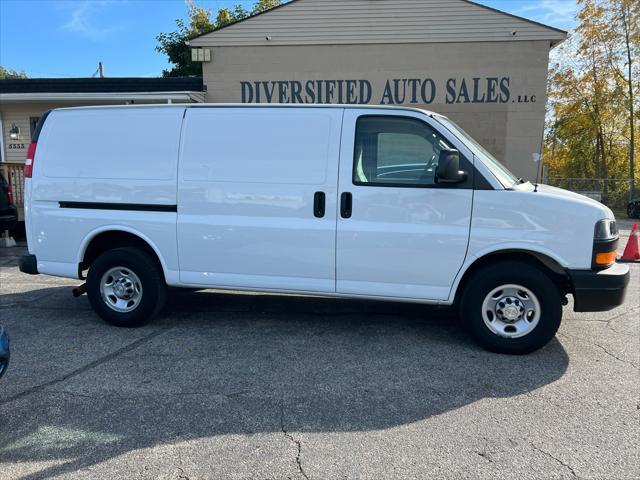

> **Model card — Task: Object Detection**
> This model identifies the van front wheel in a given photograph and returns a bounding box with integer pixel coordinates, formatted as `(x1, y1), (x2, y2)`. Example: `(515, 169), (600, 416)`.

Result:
(87, 247), (167, 328)
(459, 261), (562, 354)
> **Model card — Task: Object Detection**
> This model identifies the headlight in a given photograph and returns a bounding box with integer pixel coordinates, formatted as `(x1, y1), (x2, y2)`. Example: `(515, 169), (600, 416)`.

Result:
(594, 219), (618, 240)
(592, 219), (618, 268)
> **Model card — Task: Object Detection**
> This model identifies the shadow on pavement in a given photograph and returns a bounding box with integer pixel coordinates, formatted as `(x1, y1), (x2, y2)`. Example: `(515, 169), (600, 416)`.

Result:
(0, 286), (569, 479)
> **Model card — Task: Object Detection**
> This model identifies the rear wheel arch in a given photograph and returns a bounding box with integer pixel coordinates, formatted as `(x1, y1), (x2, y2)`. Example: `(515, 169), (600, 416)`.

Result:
(79, 228), (166, 279)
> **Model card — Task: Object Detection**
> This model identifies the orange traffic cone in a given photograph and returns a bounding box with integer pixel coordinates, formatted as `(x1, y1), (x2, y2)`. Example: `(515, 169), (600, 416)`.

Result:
(619, 223), (640, 262)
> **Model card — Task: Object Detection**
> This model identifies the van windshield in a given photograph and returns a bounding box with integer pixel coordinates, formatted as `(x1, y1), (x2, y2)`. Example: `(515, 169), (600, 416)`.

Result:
(434, 115), (520, 188)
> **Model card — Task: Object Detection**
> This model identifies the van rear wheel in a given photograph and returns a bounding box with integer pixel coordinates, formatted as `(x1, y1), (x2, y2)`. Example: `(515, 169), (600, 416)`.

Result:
(87, 247), (166, 328)
(459, 261), (562, 354)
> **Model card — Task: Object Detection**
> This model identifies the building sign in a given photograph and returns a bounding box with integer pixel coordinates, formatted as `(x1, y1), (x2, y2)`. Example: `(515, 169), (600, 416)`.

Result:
(240, 77), (537, 105)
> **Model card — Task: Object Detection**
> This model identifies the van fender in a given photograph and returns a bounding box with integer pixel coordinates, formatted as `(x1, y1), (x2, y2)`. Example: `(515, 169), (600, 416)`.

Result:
(448, 242), (570, 303)
(77, 225), (171, 281)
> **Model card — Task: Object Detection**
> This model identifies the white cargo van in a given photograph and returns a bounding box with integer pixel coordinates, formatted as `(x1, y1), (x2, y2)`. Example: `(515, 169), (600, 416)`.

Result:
(19, 105), (629, 354)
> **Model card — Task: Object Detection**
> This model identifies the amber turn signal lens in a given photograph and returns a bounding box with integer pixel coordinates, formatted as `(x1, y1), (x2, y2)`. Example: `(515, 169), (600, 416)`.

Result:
(595, 251), (616, 265)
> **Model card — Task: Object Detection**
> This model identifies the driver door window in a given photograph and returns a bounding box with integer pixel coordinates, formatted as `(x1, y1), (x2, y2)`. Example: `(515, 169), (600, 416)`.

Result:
(353, 116), (453, 187)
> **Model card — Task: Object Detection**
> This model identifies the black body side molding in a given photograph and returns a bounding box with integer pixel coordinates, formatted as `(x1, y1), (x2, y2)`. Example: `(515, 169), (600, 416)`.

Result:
(58, 202), (177, 213)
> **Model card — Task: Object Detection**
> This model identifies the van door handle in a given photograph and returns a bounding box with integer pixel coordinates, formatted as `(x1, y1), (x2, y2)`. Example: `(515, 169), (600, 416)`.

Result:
(340, 192), (352, 218)
(313, 191), (326, 218)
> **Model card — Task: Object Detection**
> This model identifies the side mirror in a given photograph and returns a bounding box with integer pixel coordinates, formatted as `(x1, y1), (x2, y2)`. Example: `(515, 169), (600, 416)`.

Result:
(435, 149), (467, 184)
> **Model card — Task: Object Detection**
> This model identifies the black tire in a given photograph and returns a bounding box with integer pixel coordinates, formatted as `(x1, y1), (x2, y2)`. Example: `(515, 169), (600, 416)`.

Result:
(87, 247), (167, 328)
(459, 261), (562, 354)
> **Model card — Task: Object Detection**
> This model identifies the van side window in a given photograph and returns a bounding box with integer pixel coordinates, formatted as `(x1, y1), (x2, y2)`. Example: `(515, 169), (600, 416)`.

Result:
(353, 116), (454, 187)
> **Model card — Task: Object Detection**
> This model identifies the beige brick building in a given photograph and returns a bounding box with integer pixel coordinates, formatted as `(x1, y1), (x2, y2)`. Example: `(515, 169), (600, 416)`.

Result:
(190, 0), (566, 181)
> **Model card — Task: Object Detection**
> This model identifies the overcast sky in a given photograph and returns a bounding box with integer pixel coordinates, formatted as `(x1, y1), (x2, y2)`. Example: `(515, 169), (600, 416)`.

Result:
(0, 0), (579, 78)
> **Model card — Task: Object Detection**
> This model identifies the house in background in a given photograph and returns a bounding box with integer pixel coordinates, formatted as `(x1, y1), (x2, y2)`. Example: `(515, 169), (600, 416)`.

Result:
(0, 77), (205, 224)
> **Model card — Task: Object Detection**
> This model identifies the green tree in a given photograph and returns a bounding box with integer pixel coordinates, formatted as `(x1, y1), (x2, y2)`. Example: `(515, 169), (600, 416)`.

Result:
(155, 0), (214, 77)
(544, 0), (639, 206)
(607, 0), (639, 197)
(156, 0), (282, 78)
(252, 0), (282, 14)
(0, 66), (27, 79)
(232, 5), (250, 21)
(215, 8), (234, 28)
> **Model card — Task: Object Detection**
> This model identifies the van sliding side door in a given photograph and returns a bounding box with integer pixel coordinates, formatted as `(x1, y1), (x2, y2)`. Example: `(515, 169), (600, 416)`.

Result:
(335, 109), (473, 301)
(176, 107), (343, 292)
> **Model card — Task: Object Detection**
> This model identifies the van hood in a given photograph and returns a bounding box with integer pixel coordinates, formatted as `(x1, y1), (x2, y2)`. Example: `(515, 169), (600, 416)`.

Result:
(518, 183), (614, 220)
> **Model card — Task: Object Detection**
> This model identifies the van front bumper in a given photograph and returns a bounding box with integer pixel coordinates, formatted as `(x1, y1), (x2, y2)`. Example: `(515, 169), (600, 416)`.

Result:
(568, 263), (630, 312)
(18, 254), (38, 275)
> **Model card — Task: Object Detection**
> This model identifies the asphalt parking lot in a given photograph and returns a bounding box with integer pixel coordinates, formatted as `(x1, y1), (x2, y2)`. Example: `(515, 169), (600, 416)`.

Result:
(0, 221), (638, 480)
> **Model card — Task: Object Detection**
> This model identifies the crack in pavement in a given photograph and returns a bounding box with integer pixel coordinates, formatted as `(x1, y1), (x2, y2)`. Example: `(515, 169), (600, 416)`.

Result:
(606, 305), (640, 334)
(530, 442), (578, 478)
(475, 435), (512, 466)
(475, 450), (495, 464)
(590, 341), (639, 368)
(176, 445), (191, 480)
(280, 397), (309, 480)
(176, 468), (190, 480)
(0, 323), (174, 407)
(558, 332), (639, 369)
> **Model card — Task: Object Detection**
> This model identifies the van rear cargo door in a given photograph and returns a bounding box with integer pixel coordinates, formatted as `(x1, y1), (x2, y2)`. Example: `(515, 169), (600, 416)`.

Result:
(28, 106), (184, 279)
(177, 107), (343, 292)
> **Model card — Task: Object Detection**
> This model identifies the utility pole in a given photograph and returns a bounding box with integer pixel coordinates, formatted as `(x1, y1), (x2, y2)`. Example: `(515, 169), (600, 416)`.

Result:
(98, 61), (105, 78)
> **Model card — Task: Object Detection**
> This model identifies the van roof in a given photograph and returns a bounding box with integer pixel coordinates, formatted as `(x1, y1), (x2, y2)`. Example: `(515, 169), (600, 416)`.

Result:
(52, 103), (440, 117)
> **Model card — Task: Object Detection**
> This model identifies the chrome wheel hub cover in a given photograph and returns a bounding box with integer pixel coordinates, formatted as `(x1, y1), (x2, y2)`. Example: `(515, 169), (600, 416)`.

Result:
(498, 297), (523, 322)
(481, 284), (541, 339)
(100, 267), (143, 313)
